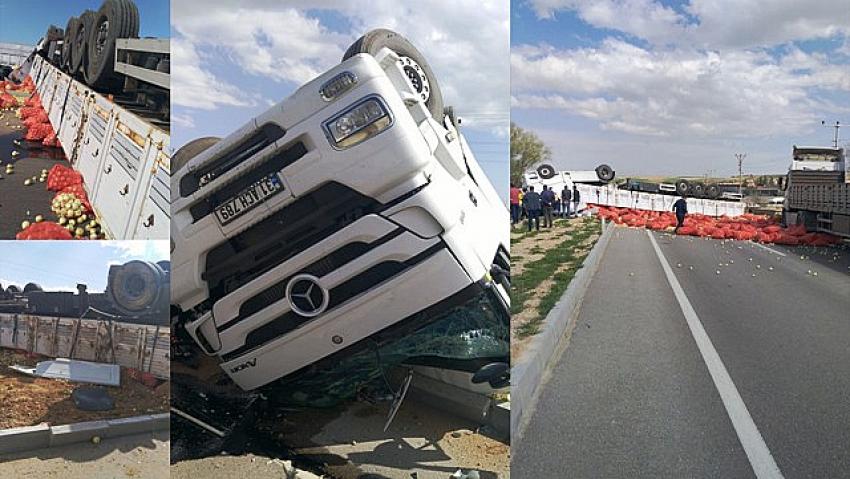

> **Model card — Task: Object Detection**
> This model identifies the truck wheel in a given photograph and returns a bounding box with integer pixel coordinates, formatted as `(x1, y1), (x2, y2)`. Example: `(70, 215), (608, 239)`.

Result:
(706, 184), (720, 199)
(107, 260), (166, 314)
(692, 182), (705, 198)
(536, 163), (556, 179)
(71, 10), (95, 75)
(23, 283), (43, 294)
(675, 179), (690, 196)
(171, 137), (221, 175)
(343, 29), (445, 122)
(6, 285), (21, 294)
(595, 164), (615, 182)
(62, 17), (79, 72)
(86, 0), (140, 90)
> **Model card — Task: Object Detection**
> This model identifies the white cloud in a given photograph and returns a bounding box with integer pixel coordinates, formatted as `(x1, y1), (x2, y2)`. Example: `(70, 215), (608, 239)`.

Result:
(512, 38), (850, 138)
(171, 37), (260, 110)
(171, 112), (195, 128)
(527, 0), (850, 49)
(99, 241), (170, 261)
(170, 1), (510, 134)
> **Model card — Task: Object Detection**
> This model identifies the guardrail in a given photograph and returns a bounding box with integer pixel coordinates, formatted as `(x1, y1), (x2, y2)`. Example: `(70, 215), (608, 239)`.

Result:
(28, 55), (170, 240)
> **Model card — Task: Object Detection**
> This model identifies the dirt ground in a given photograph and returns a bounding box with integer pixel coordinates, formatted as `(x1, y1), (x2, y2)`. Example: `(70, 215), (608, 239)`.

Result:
(0, 349), (169, 429)
(0, 431), (168, 479)
(510, 217), (601, 360)
(172, 454), (322, 479)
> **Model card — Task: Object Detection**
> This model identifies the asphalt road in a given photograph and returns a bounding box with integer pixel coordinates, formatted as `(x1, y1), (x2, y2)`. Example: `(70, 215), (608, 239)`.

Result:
(0, 114), (66, 239)
(512, 227), (850, 478)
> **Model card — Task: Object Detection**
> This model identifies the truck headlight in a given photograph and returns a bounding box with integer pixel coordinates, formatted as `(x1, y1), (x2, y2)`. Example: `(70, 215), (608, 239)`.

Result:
(323, 96), (392, 149)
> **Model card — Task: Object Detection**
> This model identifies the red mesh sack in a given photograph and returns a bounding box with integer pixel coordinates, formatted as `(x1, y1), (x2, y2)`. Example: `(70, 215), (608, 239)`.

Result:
(24, 123), (53, 141)
(19, 106), (44, 119)
(47, 164), (83, 191)
(16, 222), (73, 240)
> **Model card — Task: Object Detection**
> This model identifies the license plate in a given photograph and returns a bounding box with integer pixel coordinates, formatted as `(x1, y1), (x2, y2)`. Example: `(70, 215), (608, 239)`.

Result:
(214, 174), (284, 225)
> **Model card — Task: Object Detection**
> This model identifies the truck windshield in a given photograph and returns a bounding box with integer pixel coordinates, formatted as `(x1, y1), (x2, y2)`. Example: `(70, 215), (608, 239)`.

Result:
(268, 287), (509, 407)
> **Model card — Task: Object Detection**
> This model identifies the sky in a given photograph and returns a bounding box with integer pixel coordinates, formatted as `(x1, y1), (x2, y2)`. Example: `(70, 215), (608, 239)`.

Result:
(0, 241), (169, 293)
(511, 0), (850, 178)
(170, 0), (510, 198)
(0, 0), (169, 45)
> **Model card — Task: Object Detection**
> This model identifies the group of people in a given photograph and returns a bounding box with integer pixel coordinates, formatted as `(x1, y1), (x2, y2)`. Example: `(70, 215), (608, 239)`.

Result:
(510, 183), (582, 231)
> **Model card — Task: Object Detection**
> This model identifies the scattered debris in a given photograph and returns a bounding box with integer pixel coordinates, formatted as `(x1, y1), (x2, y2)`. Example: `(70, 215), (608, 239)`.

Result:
(10, 358), (121, 386)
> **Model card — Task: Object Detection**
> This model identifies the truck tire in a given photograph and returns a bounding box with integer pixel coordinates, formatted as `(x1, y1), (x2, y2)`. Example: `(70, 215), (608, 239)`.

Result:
(107, 260), (167, 314)
(171, 136), (221, 175)
(62, 17), (79, 72)
(6, 285), (21, 294)
(86, 0), (140, 90)
(23, 283), (43, 294)
(595, 164), (615, 182)
(536, 163), (556, 179)
(71, 10), (95, 76)
(343, 29), (445, 122)
(675, 179), (690, 196)
(706, 184), (720, 199)
(692, 182), (705, 198)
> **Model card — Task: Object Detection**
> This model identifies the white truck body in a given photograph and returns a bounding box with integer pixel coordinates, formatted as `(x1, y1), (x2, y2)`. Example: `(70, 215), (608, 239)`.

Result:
(171, 48), (509, 391)
(26, 54), (170, 240)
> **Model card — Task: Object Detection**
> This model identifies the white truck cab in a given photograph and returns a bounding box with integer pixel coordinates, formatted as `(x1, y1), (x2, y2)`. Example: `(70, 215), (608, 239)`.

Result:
(522, 163), (616, 194)
(170, 30), (509, 395)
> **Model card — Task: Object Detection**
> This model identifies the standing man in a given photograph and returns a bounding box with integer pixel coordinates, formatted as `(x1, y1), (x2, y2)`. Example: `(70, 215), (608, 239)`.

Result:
(541, 185), (556, 228)
(523, 186), (542, 232)
(672, 195), (688, 233)
(561, 185), (572, 218)
(572, 185), (581, 217)
(510, 183), (521, 225)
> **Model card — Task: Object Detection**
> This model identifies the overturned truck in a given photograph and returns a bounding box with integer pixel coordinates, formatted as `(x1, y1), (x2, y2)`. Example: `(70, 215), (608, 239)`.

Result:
(170, 30), (510, 405)
(0, 260), (169, 325)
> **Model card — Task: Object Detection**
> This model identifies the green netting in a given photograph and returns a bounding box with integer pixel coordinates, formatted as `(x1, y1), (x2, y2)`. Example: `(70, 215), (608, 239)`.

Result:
(276, 288), (509, 407)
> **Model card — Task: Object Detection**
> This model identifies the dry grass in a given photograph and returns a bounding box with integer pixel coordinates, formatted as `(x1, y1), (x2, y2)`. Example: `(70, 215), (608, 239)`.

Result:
(510, 217), (601, 360)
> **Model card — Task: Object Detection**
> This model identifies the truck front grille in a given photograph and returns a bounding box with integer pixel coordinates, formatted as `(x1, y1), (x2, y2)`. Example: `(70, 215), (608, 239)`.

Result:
(180, 123), (286, 198)
(189, 140), (307, 222)
(220, 242), (446, 362)
(203, 182), (382, 303)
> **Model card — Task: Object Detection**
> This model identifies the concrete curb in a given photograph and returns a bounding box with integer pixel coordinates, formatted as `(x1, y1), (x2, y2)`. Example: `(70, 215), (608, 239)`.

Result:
(0, 412), (169, 456)
(510, 220), (614, 440)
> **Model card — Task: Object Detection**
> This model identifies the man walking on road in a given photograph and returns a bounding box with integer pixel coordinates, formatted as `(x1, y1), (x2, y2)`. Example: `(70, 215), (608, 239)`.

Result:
(523, 186), (542, 231)
(673, 195), (688, 233)
(541, 185), (556, 228)
(561, 185), (572, 218)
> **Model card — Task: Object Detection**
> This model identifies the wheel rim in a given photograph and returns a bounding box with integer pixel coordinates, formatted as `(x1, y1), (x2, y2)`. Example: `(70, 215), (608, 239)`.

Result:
(95, 19), (109, 57)
(399, 55), (430, 103)
(75, 26), (86, 52)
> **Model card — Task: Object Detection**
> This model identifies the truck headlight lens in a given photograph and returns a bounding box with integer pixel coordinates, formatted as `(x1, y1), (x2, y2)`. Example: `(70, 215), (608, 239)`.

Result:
(323, 96), (392, 149)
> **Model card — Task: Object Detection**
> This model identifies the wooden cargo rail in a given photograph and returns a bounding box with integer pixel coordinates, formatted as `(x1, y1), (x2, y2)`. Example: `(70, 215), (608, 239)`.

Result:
(0, 313), (168, 380)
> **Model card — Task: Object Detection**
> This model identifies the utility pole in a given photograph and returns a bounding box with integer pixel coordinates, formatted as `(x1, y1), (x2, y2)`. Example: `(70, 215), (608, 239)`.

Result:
(821, 120), (842, 148)
(735, 153), (746, 194)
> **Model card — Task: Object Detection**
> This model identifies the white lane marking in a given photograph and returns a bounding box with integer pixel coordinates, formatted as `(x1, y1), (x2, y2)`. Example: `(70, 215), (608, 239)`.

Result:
(751, 242), (787, 257)
(647, 231), (784, 479)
